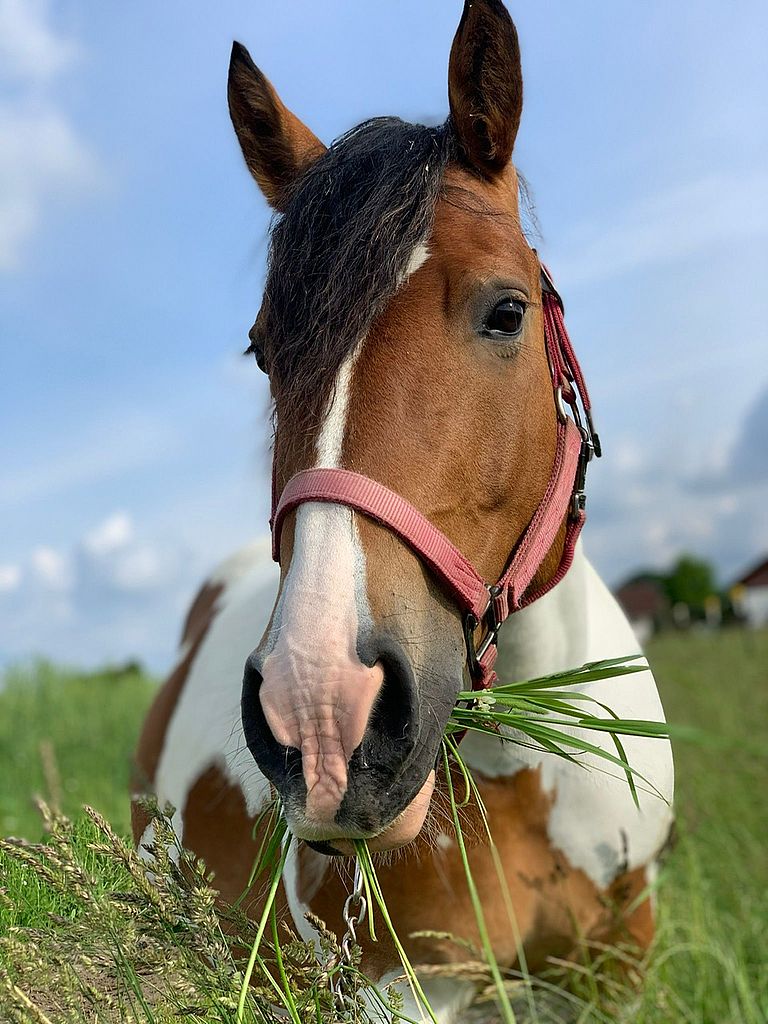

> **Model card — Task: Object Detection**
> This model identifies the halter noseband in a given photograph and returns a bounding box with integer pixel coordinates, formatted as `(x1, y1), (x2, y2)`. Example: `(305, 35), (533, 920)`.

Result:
(270, 265), (601, 691)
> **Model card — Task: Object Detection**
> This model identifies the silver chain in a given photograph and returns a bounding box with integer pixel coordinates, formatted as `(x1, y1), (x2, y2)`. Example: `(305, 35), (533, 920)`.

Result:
(332, 859), (367, 1016)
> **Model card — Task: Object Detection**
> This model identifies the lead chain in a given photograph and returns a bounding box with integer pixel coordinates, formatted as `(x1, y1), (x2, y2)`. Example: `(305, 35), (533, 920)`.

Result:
(332, 859), (367, 1016)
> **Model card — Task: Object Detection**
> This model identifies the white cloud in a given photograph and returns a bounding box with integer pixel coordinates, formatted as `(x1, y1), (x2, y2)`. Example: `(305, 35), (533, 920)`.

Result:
(8, 513), (177, 606)
(31, 545), (72, 590)
(0, 104), (101, 269)
(83, 512), (134, 556)
(0, 0), (76, 82)
(587, 423), (768, 589)
(0, 510), (203, 670)
(0, 0), (100, 269)
(0, 564), (22, 593)
(554, 171), (768, 291)
(78, 512), (175, 595)
(108, 547), (167, 592)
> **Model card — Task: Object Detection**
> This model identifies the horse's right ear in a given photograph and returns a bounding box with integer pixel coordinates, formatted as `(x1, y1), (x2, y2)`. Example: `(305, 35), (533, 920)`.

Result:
(228, 42), (326, 211)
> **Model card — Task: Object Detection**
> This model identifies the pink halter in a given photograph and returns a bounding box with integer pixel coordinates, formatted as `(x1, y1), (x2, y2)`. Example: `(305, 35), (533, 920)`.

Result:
(271, 265), (600, 690)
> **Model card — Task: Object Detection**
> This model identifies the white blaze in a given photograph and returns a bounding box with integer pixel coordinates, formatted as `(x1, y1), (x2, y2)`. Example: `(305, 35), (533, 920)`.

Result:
(260, 338), (380, 824)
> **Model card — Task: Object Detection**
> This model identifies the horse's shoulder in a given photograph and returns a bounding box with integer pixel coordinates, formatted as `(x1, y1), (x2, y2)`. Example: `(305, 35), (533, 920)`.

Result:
(179, 539), (274, 648)
(132, 539), (276, 835)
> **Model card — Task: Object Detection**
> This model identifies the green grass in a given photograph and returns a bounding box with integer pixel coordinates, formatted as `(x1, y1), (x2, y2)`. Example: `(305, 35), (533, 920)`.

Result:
(1, 632), (766, 1022)
(0, 661), (156, 839)
(632, 629), (768, 1023)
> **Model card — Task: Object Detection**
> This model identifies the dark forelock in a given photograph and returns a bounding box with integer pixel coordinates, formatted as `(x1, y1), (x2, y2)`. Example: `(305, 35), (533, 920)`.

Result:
(256, 117), (455, 451)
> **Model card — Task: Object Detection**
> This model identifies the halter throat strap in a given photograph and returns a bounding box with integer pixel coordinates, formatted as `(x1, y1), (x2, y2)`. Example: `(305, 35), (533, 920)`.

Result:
(270, 268), (599, 689)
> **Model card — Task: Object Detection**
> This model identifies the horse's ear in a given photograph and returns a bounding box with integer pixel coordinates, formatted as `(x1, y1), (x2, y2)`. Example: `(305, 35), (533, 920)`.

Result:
(448, 0), (523, 176)
(228, 42), (326, 211)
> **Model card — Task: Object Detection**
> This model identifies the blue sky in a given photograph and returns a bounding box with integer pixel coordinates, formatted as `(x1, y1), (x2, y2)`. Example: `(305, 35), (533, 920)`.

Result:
(1, 0), (767, 670)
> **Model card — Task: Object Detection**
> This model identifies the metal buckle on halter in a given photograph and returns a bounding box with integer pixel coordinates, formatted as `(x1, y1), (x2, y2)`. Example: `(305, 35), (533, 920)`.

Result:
(557, 377), (599, 519)
(570, 432), (595, 519)
(539, 264), (564, 312)
(463, 584), (502, 680)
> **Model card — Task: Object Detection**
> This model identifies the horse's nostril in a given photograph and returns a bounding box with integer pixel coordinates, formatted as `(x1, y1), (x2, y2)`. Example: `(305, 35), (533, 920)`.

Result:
(241, 651), (303, 789)
(362, 652), (417, 759)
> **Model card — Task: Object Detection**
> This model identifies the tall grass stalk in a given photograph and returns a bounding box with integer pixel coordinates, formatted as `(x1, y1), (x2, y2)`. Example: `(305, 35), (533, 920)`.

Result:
(270, 904), (302, 1023)
(441, 743), (519, 1024)
(353, 840), (440, 1023)
(444, 735), (539, 1022)
(236, 833), (291, 1023)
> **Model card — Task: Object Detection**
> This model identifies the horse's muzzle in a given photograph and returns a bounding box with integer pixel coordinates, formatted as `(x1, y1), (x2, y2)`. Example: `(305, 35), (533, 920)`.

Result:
(241, 639), (440, 850)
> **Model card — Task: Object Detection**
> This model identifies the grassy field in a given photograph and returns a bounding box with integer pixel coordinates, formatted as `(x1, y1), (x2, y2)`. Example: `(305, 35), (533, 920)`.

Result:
(0, 662), (156, 839)
(1, 632), (766, 1022)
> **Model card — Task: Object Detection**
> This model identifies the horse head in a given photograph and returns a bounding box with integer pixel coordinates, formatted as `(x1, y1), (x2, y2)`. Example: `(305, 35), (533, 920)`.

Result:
(231, 0), (565, 853)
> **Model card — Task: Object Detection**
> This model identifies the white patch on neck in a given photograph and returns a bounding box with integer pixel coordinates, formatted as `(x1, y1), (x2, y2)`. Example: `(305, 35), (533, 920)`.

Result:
(403, 242), (430, 281)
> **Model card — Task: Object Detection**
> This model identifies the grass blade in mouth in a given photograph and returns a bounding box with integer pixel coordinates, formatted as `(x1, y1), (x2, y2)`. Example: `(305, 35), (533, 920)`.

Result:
(234, 798), (285, 911)
(448, 655), (681, 809)
(441, 743), (519, 1024)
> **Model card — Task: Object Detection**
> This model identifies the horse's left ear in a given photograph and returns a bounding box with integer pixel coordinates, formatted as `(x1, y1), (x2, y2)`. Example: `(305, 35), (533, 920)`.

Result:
(448, 0), (523, 176)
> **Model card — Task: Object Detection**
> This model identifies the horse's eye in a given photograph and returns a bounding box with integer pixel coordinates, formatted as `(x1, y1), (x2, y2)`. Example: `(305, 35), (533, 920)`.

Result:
(246, 322), (267, 373)
(484, 298), (526, 338)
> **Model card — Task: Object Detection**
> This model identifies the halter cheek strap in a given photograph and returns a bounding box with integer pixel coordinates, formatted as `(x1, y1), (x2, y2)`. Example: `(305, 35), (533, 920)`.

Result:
(270, 266), (600, 690)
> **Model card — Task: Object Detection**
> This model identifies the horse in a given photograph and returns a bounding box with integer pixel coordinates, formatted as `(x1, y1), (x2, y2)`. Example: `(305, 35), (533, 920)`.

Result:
(131, 2), (674, 1019)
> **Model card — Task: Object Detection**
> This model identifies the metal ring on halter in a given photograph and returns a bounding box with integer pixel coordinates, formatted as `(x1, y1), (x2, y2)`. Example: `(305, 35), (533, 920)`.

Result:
(555, 385), (568, 424)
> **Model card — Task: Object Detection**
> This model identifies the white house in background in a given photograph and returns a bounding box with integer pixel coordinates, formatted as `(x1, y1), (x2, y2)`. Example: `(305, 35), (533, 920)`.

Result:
(732, 556), (768, 628)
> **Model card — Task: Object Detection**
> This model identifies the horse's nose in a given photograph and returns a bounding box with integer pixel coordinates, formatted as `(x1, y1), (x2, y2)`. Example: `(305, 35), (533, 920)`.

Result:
(241, 640), (418, 837)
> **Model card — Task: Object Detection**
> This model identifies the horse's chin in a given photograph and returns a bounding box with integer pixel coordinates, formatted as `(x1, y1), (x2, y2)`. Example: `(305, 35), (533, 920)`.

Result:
(367, 769), (436, 852)
(304, 770), (436, 857)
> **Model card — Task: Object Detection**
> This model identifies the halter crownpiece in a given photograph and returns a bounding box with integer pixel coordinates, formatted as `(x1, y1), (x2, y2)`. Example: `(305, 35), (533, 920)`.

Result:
(270, 264), (601, 690)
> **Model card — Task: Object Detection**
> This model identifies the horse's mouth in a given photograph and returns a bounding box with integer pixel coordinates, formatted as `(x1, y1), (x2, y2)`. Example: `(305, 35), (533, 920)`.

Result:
(298, 770), (436, 857)
(304, 839), (346, 856)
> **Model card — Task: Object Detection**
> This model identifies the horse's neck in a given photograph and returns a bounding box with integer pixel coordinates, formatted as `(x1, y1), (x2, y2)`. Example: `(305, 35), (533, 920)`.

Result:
(494, 541), (639, 682)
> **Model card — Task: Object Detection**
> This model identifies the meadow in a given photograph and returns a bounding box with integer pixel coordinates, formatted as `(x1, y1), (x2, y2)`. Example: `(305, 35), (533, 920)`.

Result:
(1, 630), (766, 1023)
